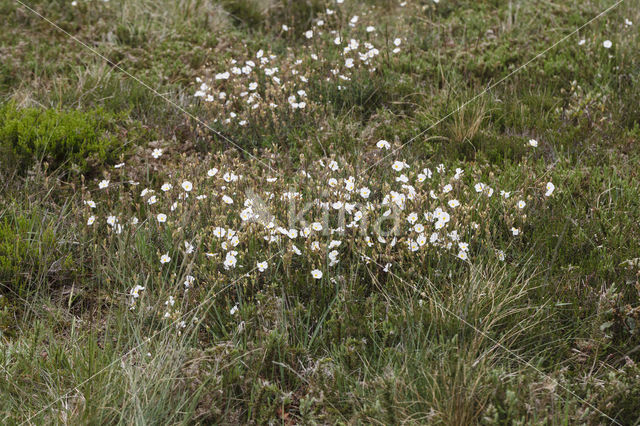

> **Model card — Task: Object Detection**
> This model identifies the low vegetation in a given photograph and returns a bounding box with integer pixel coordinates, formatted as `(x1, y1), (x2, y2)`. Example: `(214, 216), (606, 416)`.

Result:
(0, 0), (639, 424)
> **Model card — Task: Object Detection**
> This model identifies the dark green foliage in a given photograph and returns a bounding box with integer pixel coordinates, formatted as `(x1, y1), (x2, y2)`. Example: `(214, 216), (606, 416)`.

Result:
(0, 103), (126, 175)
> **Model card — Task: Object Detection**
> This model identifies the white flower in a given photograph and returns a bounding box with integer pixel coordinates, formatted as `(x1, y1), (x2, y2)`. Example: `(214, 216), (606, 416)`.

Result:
(257, 261), (268, 272)
(207, 168), (218, 177)
(518, 200), (526, 209)
(442, 184), (453, 194)
(528, 139), (538, 147)
(311, 222), (323, 232)
(222, 195), (234, 204)
(359, 187), (371, 199)
(182, 181), (193, 192)
(457, 251), (468, 261)
(603, 40), (612, 49)
(392, 161), (405, 172)
(184, 241), (194, 254)
(448, 199), (460, 208)
(223, 172), (239, 182)
(497, 250), (505, 261)
(152, 148), (163, 159)
(230, 304), (238, 315)
(157, 213), (167, 223)
(328, 240), (342, 249)
(545, 182), (555, 196)
(130, 285), (145, 298)
(184, 275), (195, 288)
(106, 215), (117, 226)
(87, 216), (96, 226)
(98, 179), (109, 189)
(85, 200), (96, 208)
(224, 254), (237, 269)
(305, 30), (313, 39)
(311, 269), (323, 279)
(161, 183), (172, 192)
(376, 140), (391, 149)
(407, 212), (418, 224)
(511, 227), (520, 236)
(435, 208), (450, 224)
(160, 253), (171, 264)
(240, 208), (253, 221)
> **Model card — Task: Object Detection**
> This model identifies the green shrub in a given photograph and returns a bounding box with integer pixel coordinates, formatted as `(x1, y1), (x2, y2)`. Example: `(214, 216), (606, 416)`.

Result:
(0, 103), (127, 175)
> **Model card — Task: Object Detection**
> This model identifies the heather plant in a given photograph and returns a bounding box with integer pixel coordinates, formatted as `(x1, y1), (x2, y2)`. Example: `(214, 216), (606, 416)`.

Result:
(0, 103), (138, 175)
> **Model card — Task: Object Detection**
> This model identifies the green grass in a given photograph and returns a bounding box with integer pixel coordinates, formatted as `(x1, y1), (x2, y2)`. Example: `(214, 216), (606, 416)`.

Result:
(1, 0), (640, 424)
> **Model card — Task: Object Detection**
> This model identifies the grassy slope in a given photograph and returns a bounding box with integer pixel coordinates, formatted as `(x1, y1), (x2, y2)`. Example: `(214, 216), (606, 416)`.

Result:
(1, 0), (639, 424)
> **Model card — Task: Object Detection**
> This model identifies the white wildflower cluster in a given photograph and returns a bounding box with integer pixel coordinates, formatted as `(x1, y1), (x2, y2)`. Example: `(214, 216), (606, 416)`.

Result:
(79, 0), (561, 317)
(192, 3), (389, 126)
(84, 141), (558, 311)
